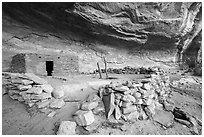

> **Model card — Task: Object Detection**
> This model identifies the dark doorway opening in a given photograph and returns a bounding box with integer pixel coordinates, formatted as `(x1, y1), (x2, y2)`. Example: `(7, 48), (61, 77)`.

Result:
(46, 61), (54, 76)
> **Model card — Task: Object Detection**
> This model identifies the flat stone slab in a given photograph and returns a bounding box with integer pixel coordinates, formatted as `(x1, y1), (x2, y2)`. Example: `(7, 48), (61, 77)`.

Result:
(36, 99), (51, 108)
(24, 73), (48, 84)
(31, 92), (52, 100)
(153, 109), (174, 128)
(50, 99), (65, 108)
(26, 86), (43, 95)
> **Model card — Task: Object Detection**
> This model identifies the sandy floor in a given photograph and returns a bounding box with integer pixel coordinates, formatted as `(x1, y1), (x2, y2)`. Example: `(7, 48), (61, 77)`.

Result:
(2, 72), (202, 135)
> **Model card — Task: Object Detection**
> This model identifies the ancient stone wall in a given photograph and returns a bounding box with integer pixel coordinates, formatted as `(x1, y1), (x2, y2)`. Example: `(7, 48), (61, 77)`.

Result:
(10, 54), (26, 73)
(25, 53), (79, 76)
(10, 53), (79, 76)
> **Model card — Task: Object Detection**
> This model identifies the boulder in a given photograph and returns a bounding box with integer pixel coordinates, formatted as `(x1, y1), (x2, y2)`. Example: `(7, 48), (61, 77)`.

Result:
(81, 101), (99, 111)
(40, 84), (53, 93)
(153, 109), (174, 128)
(73, 110), (94, 126)
(50, 99), (65, 108)
(86, 93), (101, 102)
(57, 121), (76, 135)
(122, 105), (137, 114)
(52, 89), (64, 99)
(24, 73), (48, 84)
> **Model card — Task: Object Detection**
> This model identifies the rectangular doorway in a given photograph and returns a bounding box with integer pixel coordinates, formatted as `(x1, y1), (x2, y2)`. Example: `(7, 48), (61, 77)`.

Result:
(46, 61), (54, 76)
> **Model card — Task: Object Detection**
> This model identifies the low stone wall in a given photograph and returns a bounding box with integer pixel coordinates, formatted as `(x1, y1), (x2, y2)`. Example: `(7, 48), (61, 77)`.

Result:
(71, 71), (175, 129)
(98, 73), (172, 121)
(99, 66), (165, 74)
(2, 72), (67, 116)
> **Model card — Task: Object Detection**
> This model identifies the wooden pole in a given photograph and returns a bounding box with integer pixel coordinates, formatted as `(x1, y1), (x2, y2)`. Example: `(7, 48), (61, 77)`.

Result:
(97, 62), (102, 79)
(103, 57), (109, 79)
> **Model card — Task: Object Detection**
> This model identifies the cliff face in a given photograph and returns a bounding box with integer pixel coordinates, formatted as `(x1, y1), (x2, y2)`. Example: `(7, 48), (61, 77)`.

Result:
(2, 2), (202, 74)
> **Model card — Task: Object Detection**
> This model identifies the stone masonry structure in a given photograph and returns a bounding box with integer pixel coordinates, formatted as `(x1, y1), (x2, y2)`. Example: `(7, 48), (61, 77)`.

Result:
(10, 53), (79, 76)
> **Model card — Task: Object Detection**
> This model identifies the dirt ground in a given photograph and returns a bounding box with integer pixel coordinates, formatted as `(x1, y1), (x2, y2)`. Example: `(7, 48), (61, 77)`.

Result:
(2, 70), (202, 135)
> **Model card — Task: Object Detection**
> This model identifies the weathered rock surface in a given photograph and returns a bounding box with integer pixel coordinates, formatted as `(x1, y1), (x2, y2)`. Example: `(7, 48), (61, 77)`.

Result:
(57, 121), (76, 135)
(153, 109), (174, 128)
(36, 99), (51, 108)
(86, 94), (101, 102)
(81, 101), (99, 111)
(2, 3), (202, 73)
(31, 92), (52, 100)
(52, 89), (65, 99)
(73, 110), (95, 126)
(50, 99), (65, 108)
(125, 110), (140, 121)
(18, 85), (32, 91)
(40, 84), (53, 93)
(24, 73), (48, 84)
(26, 86), (43, 95)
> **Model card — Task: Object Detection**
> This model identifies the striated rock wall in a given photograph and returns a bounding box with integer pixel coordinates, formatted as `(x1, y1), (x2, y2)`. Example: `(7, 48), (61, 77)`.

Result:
(2, 2), (202, 74)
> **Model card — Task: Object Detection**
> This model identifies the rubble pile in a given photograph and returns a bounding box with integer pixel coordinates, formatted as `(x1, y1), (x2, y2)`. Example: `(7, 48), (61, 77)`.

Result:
(95, 66), (165, 75)
(72, 72), (173, 128)
(2, 72), (66, 116)
(98, 73), (172, 121)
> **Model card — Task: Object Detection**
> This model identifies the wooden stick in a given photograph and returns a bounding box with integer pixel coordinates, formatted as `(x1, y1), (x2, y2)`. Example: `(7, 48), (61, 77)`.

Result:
(103, 57), (109, 79)
(97, 62), (102, 79)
